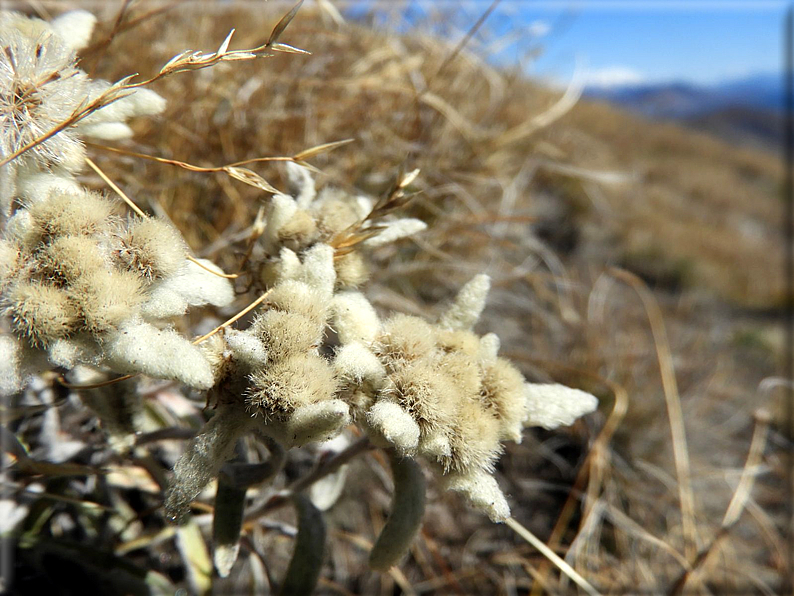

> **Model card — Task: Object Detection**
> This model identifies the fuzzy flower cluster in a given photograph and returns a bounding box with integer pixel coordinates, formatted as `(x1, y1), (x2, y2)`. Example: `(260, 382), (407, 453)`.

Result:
(0, 10), (166, 215)
(165, 245), (354, 522)
(213, 244), (350, 447)
(165, 166), (430, 521)
(165, 167), (596, 534)
(332, 274), (598, 522)
(257, 162), (427, 291)
(0, 180), (234, 395)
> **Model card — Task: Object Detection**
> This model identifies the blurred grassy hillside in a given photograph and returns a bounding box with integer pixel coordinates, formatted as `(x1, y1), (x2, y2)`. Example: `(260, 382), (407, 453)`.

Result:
(81, 3), (784, 311)
(7, 2), (788, 594)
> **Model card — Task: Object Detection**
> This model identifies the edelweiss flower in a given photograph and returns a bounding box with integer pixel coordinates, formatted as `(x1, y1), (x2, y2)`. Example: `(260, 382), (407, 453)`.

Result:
(0, 183), (235, 396)
(258, 163), (427, 290)
(333, 274), (599, 522)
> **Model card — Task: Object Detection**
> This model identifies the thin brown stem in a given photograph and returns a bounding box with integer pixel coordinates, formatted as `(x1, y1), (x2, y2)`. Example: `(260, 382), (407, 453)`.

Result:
(192, 289), (273, 345)
(85, 157), (146, 218)
(186, 255), (239, 279)
(243, 437), (372, 525)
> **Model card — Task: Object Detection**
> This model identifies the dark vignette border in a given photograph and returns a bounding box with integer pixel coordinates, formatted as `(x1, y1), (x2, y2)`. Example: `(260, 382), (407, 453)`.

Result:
(784, 7), (793, 596)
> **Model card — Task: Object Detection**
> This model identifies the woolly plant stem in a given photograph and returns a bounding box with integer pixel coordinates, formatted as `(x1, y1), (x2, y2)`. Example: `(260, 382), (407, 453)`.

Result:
(165, 404), (256, 524)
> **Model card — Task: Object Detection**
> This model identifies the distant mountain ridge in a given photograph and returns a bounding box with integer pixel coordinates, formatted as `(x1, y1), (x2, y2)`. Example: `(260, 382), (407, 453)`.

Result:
(583, 72), (782, 149)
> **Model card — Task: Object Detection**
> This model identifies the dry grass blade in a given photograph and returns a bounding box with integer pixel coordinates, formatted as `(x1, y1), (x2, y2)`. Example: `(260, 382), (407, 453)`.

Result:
(82, 1), (182, 58)
(505, 517), (602, 596)
(88, 142), (289, 172)
(268, 42), (311, 55)
(2, 425), (104, 477)
(496, 67), (584, 147)
(539, 162), (633, 185)
(608, 267), (699, 561)
(263, 0), (306, 50)
(432, 0), (501, 80)
(157, 29), (258, 76)
(329, 168), (420, 252)
(88, 141), (347, 189)
(185, 256), (239, 279)
(223, 166), (279, 194)
(57, 373), (136, 390)
(369, 168), (421, 220)
(515, 359), (629, 596)
(330, 227), (384, 255)
(115, 526), (177, 557)
(292, 138), (354, 161)
(603, 506), (690, 570)
(243, 438), (372, 524)
(420, 92), (482, 142)
(388, 567), (418, 596)
(83, 0), (134, 65)
(1, 1), (309, 170)
(556, 377), (628, 532)
(175, 520), (213, 595)
(668, 409), (772, 595)
(85, 157), (146, 218)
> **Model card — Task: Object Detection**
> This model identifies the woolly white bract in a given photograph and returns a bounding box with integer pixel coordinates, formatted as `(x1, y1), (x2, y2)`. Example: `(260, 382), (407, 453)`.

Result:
(106, 319), (215, 390)
(524, 383), (599, 430)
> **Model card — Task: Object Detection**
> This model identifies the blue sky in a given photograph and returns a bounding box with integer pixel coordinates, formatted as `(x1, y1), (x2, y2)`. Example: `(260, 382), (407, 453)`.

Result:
(345, 1), (788, 88)
(511, 2), (788, 88)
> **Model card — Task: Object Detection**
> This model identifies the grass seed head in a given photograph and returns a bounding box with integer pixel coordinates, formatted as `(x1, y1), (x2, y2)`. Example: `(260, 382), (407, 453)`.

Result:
(0, 14), (88, 173)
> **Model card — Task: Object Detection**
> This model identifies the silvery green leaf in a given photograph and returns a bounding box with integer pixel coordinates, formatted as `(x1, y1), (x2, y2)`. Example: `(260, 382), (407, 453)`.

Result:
(212, 475), (247, 578)
(278, 495), (326, 596)
(369, 454), (426, 571)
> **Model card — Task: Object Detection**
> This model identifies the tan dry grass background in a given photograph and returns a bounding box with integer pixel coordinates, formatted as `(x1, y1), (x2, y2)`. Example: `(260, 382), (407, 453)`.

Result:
(6, 1), (789, 594)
